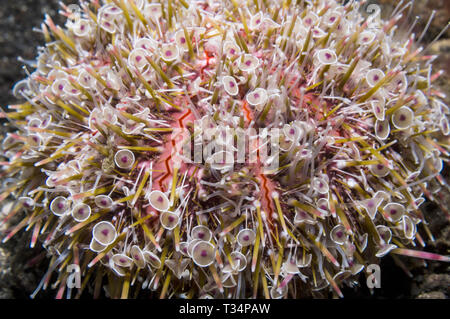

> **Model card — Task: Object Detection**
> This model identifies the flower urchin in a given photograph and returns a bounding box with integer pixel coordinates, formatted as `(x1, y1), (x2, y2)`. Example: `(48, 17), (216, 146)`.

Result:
(1, 0), (450, 299)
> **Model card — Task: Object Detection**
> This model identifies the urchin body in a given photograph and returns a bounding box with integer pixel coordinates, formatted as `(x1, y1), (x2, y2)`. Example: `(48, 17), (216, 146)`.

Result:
(0, 0), (449, 299)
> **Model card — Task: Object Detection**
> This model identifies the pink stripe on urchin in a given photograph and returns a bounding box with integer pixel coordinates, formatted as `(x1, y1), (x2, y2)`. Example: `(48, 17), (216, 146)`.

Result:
(240, 100), (278, 231)
(152, 108), (195, 193)
(144, 107), (197, 219)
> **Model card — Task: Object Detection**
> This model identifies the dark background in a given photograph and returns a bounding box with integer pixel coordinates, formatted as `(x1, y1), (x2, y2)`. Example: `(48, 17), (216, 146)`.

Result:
(0, 0), (449, 299)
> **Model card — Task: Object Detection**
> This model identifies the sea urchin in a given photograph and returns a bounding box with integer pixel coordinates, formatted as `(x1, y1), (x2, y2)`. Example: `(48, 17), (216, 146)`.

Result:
(1, 0), (449, 299)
